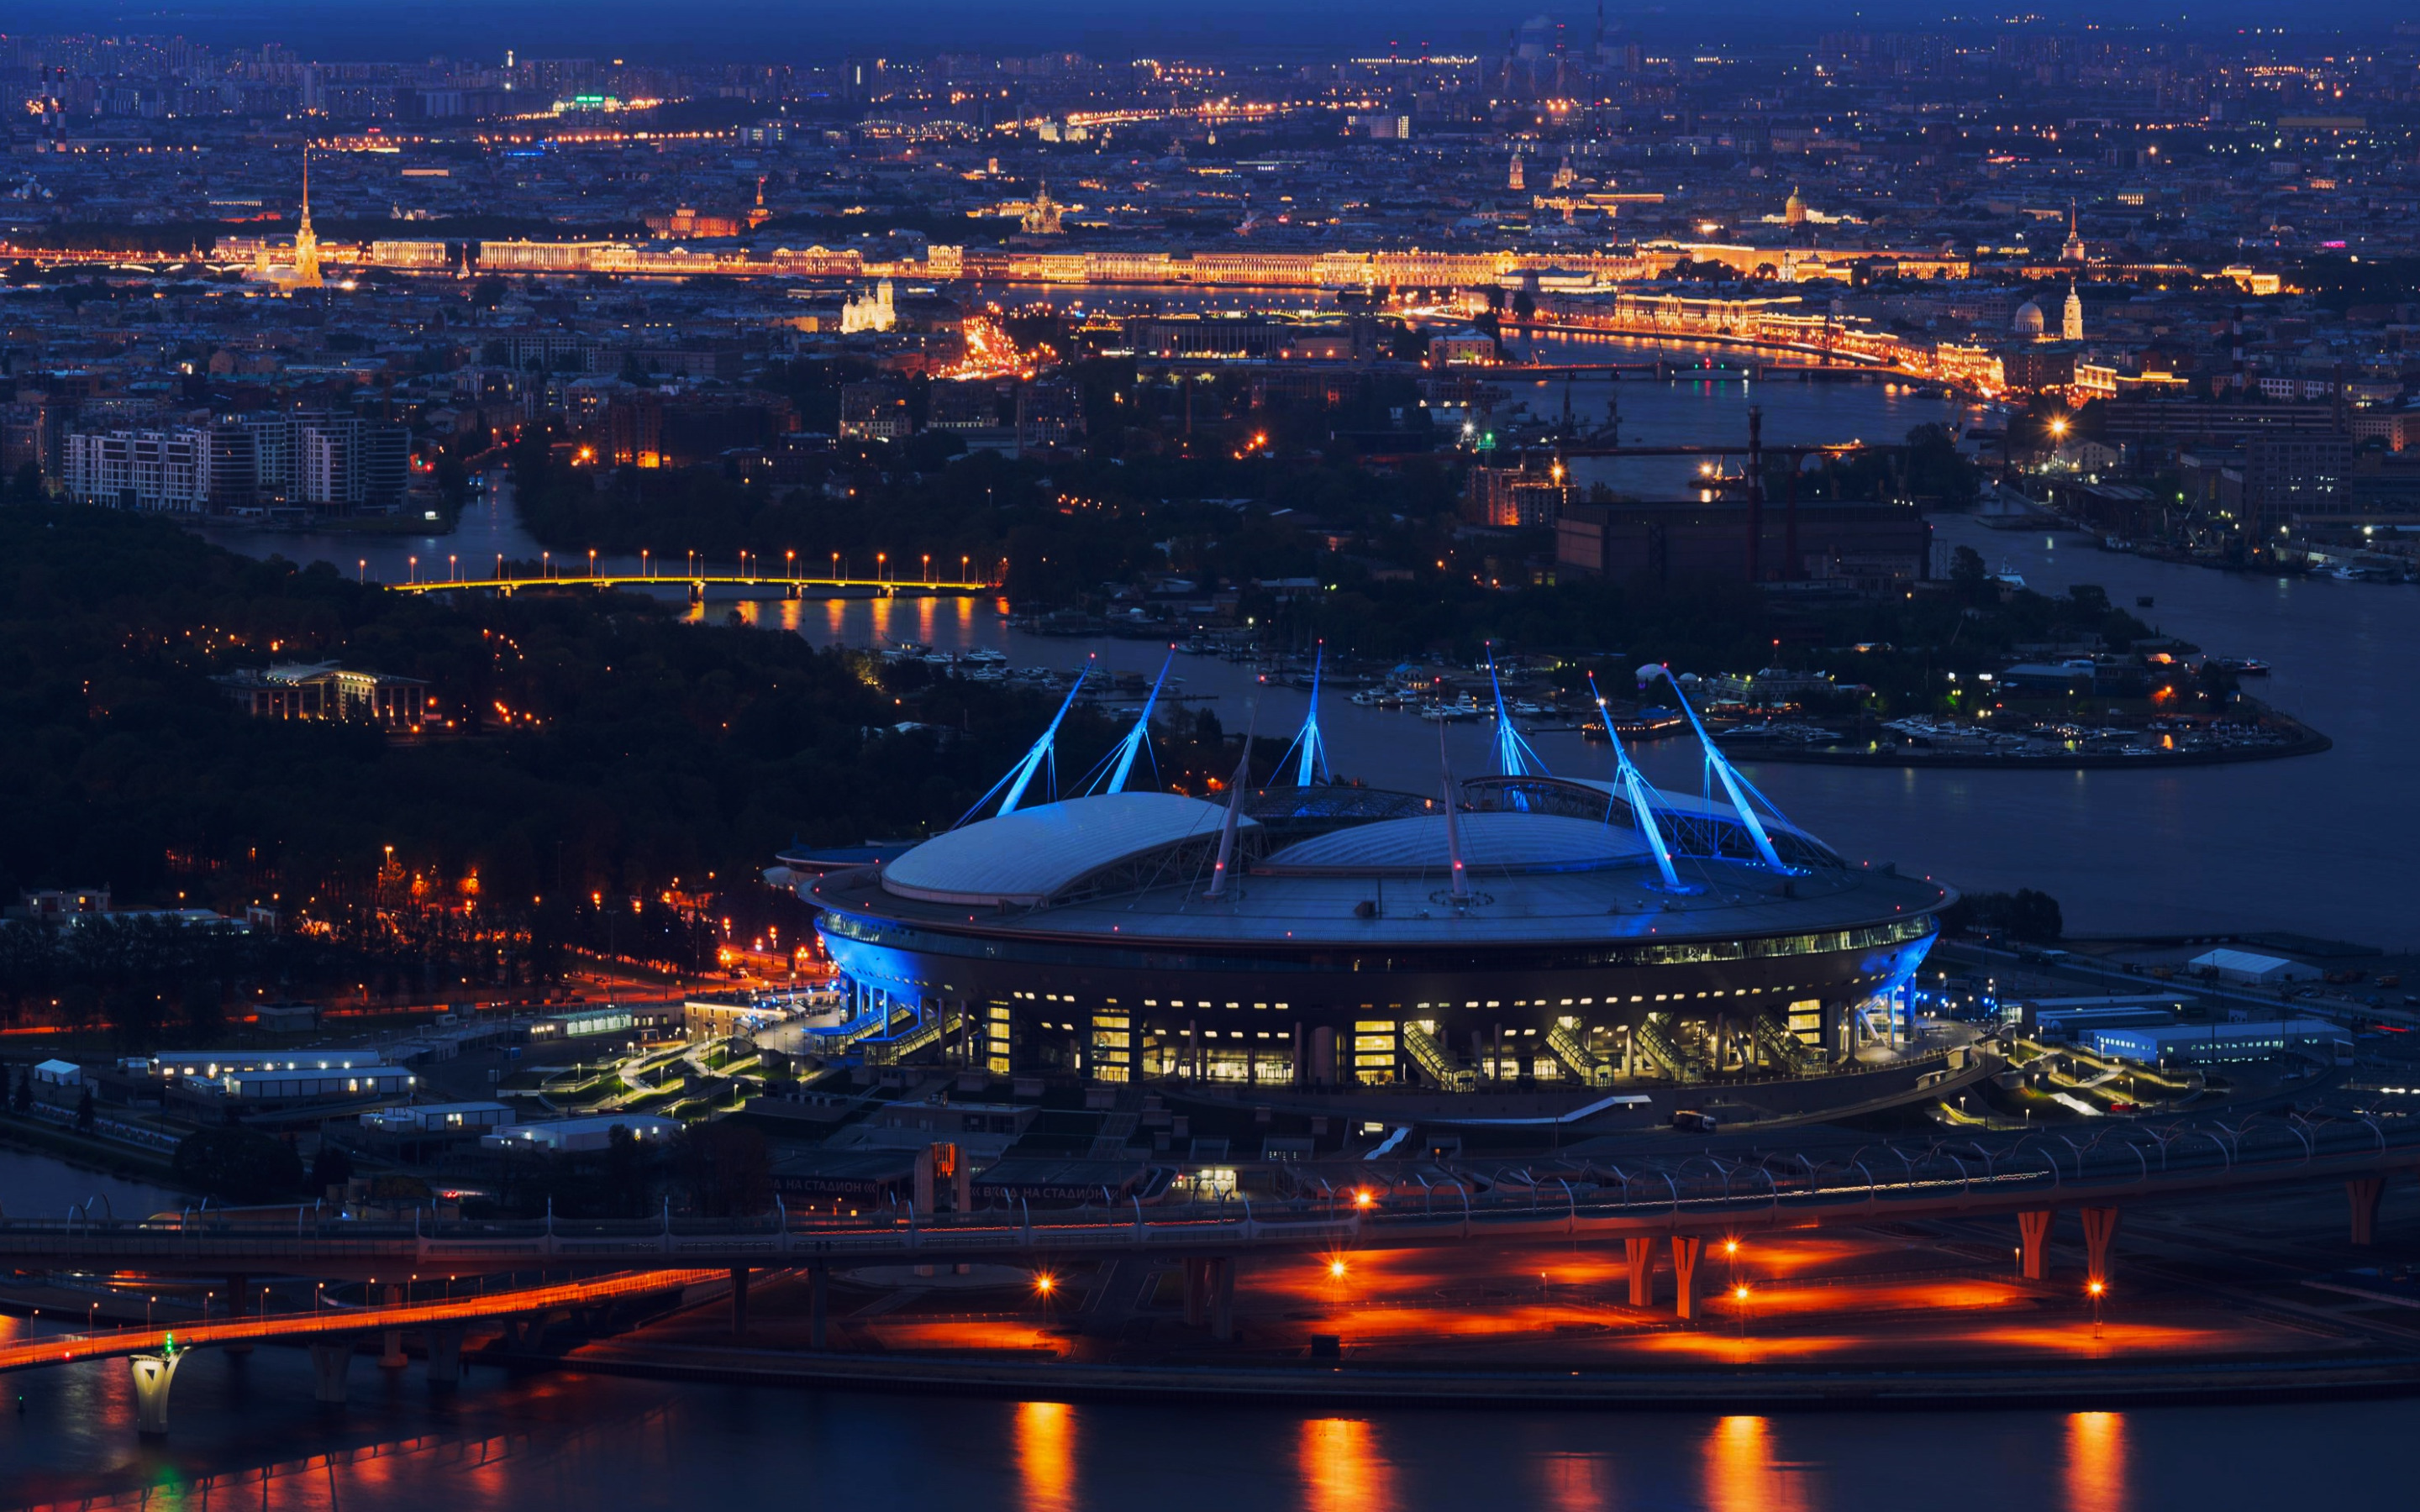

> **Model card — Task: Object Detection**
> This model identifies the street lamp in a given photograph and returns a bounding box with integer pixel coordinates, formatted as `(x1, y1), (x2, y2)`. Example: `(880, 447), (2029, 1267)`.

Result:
(786, 549), (796, 581)
(2089, 1278), (2106, 1340)
(542, 550), (551, 579)
(642, 549), (650, 580)
(588, 549), (597, 579)
(357, 558), (366, 585)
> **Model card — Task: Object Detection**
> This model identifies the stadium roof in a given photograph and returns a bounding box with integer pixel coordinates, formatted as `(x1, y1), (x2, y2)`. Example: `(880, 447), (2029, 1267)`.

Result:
(1263, 812), (1650, 875)
(881, 791), (1248, 907)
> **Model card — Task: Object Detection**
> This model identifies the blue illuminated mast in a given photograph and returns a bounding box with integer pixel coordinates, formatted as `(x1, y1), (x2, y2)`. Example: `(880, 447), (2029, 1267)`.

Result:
(1587, 673), (1686, 893)
(1276, 643), (1333, 787)
(1486, 646), (1547, 778)
(955, 656), (1093, 827)
(1100, 649), (1174, 795)
(1637, 663), (1797, 873)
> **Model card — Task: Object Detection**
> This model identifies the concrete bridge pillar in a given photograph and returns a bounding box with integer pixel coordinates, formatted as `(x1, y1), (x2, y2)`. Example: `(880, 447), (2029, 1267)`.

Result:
(310, 1341), (353, 1404)
(1670, 1235), (1704, 1321)
(1209, 1257), (1238, 1342)
(1625, 1236), (1655, 1309)
(2349, 1175), (2387, 1247)
(731, 1267), (750, 1336)
(378, 1285), (407, 1369)
(426, 1324), (465, 1389)
(1181, 1257), (1208, 1327)
(2081, 1206), (2121, 1288)
(2018, 1209), (2055, 1281)
(809, 1263), (829, 1351)
(129, 1351), (182, 1436)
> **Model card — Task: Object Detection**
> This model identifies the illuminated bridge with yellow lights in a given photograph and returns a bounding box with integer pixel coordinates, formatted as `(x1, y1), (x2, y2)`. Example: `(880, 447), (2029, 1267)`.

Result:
(386, 571), (997, 600)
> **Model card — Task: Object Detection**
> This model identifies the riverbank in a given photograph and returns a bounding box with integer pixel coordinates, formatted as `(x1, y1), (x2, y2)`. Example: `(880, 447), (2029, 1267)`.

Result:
(1733, 720), (2331, 769)
(514, 1332), (2420, 1410)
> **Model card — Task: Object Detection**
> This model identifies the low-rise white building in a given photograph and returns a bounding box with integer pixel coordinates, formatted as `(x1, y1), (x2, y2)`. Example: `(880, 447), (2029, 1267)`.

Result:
(2187, 948), (2308, 985)
(481, 1115), (681, 1153)
(2085, 1018), (2349, 1066)
(360, 1101), (517, 1135)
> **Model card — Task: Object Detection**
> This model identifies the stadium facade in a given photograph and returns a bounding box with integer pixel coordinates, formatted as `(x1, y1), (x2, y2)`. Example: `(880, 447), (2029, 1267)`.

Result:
(806, 659), (1949, 1092)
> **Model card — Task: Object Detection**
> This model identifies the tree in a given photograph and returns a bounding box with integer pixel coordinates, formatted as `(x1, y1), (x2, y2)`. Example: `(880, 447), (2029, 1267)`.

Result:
(674, 1121), (772, 1217)
(308, 1142), (354, 1195)
(1940, 888), (2065, 943)
(172, 1126), (304, 1204)
(74, 1086), (95, 1133)
(1949, 544), (1991, 606)
(601, 1123), (651, 1218)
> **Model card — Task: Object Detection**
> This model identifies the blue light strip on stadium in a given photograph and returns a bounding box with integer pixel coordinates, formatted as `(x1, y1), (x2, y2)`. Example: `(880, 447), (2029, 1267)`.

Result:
(1639, 663), (1795, 873)
(1277, 643), (1333, 788)
(1102, 649), (1174, 795)
(1587, 673), (1686, 893)
(955, 656), (1093, 827)
(1487, 648), (1548, 780)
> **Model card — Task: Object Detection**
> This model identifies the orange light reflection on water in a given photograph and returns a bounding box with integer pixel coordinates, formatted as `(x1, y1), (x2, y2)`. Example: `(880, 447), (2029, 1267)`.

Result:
(1017, 1399), (1077, 1512)
(2065, 1410), (2128, 1512)
(1302, 1417), (1395, 1512)
(1704, 1415), (1810, 1512)
(1536, 1451), (1613, 1512)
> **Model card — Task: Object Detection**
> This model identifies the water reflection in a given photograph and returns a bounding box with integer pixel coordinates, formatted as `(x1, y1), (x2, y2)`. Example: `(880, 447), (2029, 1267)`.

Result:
(1704, 1415), (1811, 1512)
(1534, 1451), (1613, 1512)
(2065, 1411), (2128, 1512)
(1300, 1416), (1392, 1512)
(1017, 1399), (1078, 1512)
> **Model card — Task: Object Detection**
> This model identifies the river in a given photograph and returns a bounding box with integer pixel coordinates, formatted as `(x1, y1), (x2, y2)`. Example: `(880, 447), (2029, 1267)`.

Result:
(0, 1316), (2406, 1512)
(189, 367), (2417, 946)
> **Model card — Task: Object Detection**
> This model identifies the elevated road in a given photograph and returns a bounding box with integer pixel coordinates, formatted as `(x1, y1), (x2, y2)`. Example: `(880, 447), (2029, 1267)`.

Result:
(2, 1112), (2409, 1277)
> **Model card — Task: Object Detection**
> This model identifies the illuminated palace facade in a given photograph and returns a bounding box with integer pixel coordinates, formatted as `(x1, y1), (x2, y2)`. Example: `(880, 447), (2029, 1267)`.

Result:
(807, 666), (1948, 1091)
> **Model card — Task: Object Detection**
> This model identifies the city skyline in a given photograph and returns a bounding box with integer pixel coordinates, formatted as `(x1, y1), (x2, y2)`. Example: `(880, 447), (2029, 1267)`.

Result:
(2, 7), (2418, 1507)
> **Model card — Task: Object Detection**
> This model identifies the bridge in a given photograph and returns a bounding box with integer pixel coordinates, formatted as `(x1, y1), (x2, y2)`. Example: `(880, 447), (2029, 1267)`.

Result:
(0, 1268), (718, 1435)
(7, 1110), (2412, 1326)
(386, 572), (997, 600)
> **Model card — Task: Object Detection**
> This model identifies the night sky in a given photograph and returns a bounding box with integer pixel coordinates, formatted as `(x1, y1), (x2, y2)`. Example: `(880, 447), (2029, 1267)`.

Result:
(10, 3), (2412, 61)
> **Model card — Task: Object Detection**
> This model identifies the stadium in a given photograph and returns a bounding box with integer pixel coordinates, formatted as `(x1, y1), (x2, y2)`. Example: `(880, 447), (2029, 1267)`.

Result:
(805, 659), (1950, 1097)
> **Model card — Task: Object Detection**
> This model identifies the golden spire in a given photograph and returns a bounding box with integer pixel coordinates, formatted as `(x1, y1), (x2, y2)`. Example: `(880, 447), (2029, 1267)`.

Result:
(293, 144), (323, 288)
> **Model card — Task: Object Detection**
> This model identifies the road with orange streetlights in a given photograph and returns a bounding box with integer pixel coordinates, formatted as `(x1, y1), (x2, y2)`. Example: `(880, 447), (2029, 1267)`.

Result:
(0, 1269), (718, 1377)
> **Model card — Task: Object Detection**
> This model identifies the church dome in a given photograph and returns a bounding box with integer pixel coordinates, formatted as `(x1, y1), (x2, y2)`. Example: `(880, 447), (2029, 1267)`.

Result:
(2012, 300), (2046, 336)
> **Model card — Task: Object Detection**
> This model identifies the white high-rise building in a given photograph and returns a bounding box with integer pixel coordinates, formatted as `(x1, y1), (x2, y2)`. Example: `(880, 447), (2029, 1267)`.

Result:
(61, 428), (215, 512)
